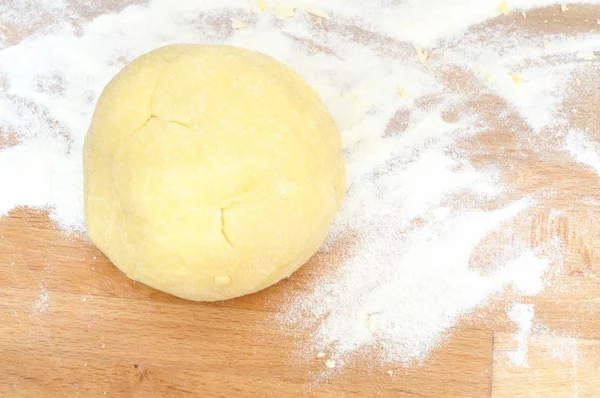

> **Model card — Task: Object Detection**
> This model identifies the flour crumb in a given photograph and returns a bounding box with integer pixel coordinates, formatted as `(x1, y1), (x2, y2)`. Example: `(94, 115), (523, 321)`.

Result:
(316, 352), (326, 358)
(415, 47), (429, 64)
(509, 71), (521, 85)
(367, 313), (379, 333)
(386, 370), (393, 376)
(251, 0), (269, 13)
(325, 359), (336, 368)
(231, 18), (247, 30)
(304, 6), (329, 20)
(274, 2), (296, 19)
(496, 1), (509, 15)
(560, 4), (568, 12)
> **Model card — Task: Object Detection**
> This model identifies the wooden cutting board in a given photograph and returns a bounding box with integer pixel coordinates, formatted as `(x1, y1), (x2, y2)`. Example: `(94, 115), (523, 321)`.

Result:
(1, 205), (599, 397)
(1, 3), (600, 397)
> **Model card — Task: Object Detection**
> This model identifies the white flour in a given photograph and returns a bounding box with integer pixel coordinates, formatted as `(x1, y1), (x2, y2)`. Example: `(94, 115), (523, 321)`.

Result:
(564, 129), (600, 175)
(32, 289), (50, 314)
(506, 302), (535, 367)
(1, 0), (599, 367)
(533, 326), (578, 362)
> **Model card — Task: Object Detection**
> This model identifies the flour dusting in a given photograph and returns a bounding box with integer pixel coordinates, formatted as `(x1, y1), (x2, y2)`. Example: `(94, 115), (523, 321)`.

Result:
(506, 303), (535, 367)
(564, 129), (600, 175)
(32, 290), (50, 314)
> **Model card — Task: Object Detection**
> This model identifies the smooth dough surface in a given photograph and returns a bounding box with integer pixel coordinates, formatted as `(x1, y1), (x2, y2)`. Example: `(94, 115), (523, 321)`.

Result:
(83, 44), (345, 301)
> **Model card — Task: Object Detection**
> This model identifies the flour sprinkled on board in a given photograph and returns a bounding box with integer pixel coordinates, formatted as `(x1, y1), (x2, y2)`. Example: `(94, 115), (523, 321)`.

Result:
(534, 326), (579, 362)
(505, 303), (535, 367)
(32, 290), (50, 314)
(1, 0), (599, 369)
(564, 129), (600, 175)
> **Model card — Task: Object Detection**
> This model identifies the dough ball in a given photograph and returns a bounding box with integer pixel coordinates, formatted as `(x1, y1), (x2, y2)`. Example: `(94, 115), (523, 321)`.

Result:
(83, 44), (345, 301)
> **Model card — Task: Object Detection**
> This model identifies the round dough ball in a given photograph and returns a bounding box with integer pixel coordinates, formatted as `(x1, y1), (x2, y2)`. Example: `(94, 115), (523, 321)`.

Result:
(83, 44), (345, 301)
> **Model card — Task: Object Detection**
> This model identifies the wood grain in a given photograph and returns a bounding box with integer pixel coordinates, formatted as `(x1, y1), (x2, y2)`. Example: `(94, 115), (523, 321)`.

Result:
(493, 334), (600, 397)
(1, 210), (494, 397)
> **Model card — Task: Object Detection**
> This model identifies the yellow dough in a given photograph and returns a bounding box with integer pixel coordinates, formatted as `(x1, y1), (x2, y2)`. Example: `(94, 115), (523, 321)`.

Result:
(83, 44), (345, 301)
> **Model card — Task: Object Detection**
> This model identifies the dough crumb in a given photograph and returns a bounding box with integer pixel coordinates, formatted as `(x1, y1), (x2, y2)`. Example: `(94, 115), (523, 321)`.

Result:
(367, 313), (379, 333)
(521, 10), (527, 18)
(415, 47), (429, 64)
(325, 359), (336, 368)
(386, 370), (393, 376)
(274, 2), (296, 19)
(251, 0), (269, 13)
(485, 72), (494, 82)
(304, 6), (329, 20)
(560, 4), (568, 12)
(496, 1), (509, 15)
(397, 87), (407, 98)
(231, 18), (247, 29)
(509, 71), (521, 85)
(214, 276), (231, 286)
(316, 352), (326, 358)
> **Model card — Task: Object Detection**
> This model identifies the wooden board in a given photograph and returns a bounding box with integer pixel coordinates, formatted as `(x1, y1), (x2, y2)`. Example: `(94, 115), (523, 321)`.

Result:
(1, 211), (494, 397)
(1, 3), (600, 397)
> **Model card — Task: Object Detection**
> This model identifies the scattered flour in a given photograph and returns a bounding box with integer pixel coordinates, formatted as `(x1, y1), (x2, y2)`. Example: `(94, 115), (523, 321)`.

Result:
(564, 129), (600, 175)
(32, 290), (50, 314)
(533, 327), (579, 362)
(506, 302), (535, 367)
(1, 0), (599, 368)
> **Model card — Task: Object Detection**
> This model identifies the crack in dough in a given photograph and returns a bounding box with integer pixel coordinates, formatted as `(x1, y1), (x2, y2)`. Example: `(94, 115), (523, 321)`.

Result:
(168, 120), (193, 129)
(220, 207), (234, 248)
(149, 47), (196, 117)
